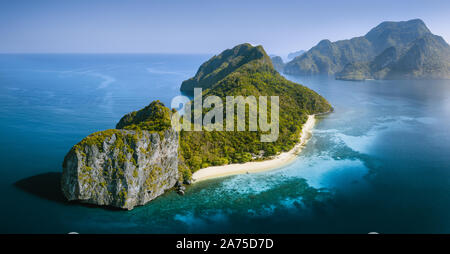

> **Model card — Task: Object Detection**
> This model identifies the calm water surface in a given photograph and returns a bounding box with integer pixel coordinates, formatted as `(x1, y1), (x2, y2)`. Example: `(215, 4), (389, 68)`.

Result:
(0, 54), (449, 233)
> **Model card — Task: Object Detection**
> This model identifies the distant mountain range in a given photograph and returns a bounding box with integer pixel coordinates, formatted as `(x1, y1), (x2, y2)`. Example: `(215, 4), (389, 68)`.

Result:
(283, 19), (450, 80)
(287, 50), (305, 60)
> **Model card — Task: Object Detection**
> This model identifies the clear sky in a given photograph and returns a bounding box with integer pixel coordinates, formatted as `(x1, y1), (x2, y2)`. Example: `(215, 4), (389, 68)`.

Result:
(1, 0), (449, 56)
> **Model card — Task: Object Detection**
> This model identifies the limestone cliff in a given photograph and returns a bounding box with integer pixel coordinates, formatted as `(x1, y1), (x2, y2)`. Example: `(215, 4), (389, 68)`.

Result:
(61, 128), (179, 210)
(336, 34), (450, 80)
(284, 19), (439, 77)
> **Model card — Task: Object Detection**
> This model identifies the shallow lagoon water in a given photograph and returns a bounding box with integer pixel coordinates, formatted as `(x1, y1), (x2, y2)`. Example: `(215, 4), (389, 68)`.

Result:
(0, 54), (449, 233)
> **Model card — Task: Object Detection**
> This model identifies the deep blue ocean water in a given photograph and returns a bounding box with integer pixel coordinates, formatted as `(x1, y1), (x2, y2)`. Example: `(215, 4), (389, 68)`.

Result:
(0, 54), (449, 233)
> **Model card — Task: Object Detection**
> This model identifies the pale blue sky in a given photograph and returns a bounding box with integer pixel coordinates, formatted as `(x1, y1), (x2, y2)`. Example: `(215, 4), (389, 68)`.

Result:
(1, 0), (449, 55)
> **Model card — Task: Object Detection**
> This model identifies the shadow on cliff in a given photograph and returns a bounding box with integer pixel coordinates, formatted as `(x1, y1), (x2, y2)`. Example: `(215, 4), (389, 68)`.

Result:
(14, 172), (66, 203)
(14, 172), (127, 211)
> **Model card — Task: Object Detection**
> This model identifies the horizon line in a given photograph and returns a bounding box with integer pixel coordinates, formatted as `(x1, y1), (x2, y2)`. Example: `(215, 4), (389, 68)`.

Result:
(0, 52), (216, 55)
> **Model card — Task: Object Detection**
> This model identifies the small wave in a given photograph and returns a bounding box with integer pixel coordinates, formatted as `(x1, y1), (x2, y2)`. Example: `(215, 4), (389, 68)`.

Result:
(87, 72), (116, 89)
(63, 70), (117, 89)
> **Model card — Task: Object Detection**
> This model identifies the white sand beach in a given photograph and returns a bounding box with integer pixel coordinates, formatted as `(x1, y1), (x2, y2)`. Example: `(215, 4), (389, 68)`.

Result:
(192, 115), (316, 182)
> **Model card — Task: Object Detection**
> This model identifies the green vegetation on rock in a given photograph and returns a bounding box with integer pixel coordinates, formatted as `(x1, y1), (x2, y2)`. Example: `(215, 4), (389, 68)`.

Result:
(116, 100), (172, 132)
(180, 43), (273, 94)
(62, 123), (180, 210)
(178, 43), (332, 175)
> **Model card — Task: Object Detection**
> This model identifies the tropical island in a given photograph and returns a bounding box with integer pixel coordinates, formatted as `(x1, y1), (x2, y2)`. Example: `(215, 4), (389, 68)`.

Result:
(61, 19), (450, 210)
(283, 19), (450, 80)
(61, 43), (332, 210)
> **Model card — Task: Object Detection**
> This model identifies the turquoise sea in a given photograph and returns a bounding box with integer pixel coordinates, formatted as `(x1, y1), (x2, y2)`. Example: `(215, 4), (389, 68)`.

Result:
(0, 54), (449, 233)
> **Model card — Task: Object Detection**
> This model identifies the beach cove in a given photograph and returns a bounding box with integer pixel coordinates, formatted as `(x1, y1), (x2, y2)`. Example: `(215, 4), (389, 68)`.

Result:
(192, 115), (317, 182)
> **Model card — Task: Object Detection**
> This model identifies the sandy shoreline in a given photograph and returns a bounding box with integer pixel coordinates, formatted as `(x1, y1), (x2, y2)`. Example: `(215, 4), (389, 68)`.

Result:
(191, 115), (316, 183)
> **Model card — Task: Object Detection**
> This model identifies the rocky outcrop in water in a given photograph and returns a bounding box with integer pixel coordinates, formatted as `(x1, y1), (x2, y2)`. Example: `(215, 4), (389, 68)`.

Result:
(284, 19), (450, 79)
(336, 33), (450, 80)
(61, 128), (179, 210)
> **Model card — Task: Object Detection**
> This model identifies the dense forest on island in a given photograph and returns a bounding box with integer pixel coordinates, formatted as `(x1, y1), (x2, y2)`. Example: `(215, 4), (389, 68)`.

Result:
(115, 44), (332, 181)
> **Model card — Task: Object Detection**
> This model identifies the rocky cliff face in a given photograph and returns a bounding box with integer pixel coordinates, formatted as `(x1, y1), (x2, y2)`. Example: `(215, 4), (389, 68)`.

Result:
(61, 128), (179, 210)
